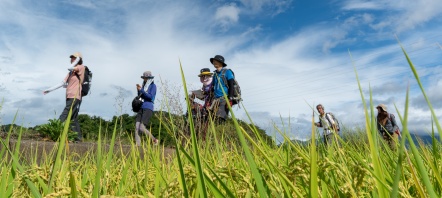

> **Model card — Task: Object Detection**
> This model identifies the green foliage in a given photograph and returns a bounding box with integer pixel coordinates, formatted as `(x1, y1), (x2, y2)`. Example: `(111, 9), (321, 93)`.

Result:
(35, 119), (77, 141)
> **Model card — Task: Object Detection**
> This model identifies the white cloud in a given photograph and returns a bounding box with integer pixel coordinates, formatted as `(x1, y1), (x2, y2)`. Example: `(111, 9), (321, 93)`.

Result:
(240, 0), (293, 15)
(341, 1), (385, 10)
(0, 0), (441, 138)
(215, 3), (241, 30)
(341, 0), (442, 33)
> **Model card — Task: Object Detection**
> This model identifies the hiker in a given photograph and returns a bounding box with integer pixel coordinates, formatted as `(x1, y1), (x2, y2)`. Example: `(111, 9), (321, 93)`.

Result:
(190, 68), (213, 112)
(314, 104), (339, 146)
(376, 104), (399, 150)
(209, 55), (235, 123)
(187, 68), (213, 138)
(43, 52), (85, 142)
(134, 71), (159, 146)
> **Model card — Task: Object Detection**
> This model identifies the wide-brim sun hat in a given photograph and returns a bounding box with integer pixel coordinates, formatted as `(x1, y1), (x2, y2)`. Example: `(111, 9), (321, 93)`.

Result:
(141, 71), (154, 79)
(210, 55), (227, 67)
(376, 104), (387, 111)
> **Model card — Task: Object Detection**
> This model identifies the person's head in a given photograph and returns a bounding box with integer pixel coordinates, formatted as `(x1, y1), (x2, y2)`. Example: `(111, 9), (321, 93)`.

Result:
(210, 55), (227, 70)
(198, 68), (213, 85)
(316, 104), (325, 115)
(141, 71), (154, 82)
(376, 104), (389, 119)
(69, 52), (83, 65)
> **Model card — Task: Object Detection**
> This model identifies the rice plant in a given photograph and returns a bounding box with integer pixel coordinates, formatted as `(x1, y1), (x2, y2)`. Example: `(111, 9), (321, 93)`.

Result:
(0, 46), (441, 197)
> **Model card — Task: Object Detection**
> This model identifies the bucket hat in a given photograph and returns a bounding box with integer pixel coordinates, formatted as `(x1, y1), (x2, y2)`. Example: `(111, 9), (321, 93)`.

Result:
(376, 104), (387, 111)
(198, 68), (213, 77)
(141, 71), (154, 79)
(210, 55), (227, 67)
(69, 52), (82, 58)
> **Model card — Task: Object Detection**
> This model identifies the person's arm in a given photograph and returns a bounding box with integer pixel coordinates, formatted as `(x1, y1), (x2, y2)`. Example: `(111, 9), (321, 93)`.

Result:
(67, 57), (80, 71)
(227, 79), (235, 99)
(140, 83), (156, 101)
(43, 81), (67, 94)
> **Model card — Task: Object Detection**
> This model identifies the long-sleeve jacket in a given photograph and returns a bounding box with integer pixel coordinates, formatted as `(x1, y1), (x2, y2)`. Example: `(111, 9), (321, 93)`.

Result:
(377, 113), (398, 134)
(138, 81), (156, 111)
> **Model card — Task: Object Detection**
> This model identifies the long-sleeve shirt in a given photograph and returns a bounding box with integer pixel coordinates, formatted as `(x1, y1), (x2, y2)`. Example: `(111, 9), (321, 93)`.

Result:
(138, 81), (156, 111)
(377, 114), (398, 134)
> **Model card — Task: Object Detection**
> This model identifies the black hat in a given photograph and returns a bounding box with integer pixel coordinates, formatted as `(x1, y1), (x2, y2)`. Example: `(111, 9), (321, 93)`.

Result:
(210, 55), (227, 67)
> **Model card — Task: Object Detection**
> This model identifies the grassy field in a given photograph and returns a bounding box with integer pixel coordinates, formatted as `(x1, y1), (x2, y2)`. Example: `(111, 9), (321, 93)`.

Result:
(0, 46), (441, 197)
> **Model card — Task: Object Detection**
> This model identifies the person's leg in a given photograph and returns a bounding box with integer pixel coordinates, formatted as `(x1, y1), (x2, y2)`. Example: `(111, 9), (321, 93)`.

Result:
(139, 109), (156, 141)
(71, 99), (82, 141)
(59, 98), (74, 122)
(134, 111), (143, 146)
(215, 99), (227, 123)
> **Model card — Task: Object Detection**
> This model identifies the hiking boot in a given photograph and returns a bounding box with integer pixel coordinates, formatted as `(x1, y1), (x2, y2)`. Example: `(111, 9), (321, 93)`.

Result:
(153, 139), (159, 146)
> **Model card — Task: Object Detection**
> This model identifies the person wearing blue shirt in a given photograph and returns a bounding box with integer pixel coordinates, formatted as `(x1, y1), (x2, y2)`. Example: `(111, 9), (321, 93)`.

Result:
(210, 55), (235, 122)
(135, 71), (158, 146)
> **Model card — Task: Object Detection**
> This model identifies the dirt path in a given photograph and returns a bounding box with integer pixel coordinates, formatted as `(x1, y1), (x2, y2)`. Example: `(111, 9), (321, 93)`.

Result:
(1, 139), (176, 163)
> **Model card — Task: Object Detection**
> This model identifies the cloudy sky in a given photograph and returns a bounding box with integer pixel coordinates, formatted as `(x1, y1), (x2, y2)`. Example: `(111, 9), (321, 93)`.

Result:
(1, 0), (441, 142)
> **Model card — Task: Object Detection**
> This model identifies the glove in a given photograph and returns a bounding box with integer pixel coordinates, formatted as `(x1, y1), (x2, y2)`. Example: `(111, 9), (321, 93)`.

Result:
(68, 67), (75, 72)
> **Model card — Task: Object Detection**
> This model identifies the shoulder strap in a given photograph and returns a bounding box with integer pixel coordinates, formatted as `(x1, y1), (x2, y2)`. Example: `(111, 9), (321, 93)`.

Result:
(221, 69), (229, 89)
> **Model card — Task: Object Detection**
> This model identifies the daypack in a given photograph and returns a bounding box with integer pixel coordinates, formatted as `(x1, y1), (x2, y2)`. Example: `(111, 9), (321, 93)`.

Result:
(132, 95), (143, 113)
(388, 113), (401, 136)
(219, 68), (242, 105)
(75, 66), (92, 97)
(325, 112), (340, 132)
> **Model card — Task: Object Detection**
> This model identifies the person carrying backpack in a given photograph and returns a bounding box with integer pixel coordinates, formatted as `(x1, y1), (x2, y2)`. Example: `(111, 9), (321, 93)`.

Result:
(314, 104), (340, 146)
(376, 104), (400, 150)
(209, 55), (235, 123)
(43, 52), (85, 142)
(134, 71), (158, 146)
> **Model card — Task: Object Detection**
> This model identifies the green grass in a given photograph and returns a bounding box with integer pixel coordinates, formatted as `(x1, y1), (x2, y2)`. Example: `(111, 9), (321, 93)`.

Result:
(0, 47), (441, 197)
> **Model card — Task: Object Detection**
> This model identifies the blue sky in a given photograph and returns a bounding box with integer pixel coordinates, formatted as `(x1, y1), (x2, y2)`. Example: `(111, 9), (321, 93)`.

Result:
(1, 0), (441, 142)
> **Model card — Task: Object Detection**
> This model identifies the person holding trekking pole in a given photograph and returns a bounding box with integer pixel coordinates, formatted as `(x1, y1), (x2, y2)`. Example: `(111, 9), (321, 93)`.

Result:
(43, 52), (85, 142)
(314, 104), (339, 146)
(134, 71), (158, 146)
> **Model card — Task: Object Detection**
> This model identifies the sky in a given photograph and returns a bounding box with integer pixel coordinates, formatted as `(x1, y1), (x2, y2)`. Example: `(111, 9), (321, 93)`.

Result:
(1, 0), (442, 142)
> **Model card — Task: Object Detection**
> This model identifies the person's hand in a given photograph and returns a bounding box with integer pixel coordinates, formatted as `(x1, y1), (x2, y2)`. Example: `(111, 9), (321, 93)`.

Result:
(136, 84), (141, 91)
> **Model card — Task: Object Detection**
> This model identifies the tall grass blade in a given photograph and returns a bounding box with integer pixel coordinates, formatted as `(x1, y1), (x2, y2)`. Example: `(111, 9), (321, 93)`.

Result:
(310, 109), (318, 198)
(48, 98), (77, 192)
(398, 39), (442, 142)
(179, 59), (208, 197)
(92, 121), (103, 197)
(350, 50), (388, 197)
(398, 41), (439, 197)
(220, 76), (269, 197)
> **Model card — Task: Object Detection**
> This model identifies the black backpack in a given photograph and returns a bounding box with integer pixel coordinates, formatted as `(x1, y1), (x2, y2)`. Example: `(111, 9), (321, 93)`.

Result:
(219, 69), (242, 105)
(75, 66), (92, 96)
(132, 95), (143, 113)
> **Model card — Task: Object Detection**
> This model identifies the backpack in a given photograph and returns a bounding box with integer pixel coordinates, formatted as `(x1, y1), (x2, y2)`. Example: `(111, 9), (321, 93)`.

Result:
(131, 95), (143, 113)
(74, 66), (92, 97)
(325, 112), (340, 131)
(388, 113), (401, 136)
(219, 68), (242, 105)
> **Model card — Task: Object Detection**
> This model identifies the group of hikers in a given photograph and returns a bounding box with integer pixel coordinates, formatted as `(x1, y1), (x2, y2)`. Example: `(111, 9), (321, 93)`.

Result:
(42, 52), (400, 148)
(43, 53), (240, 145)
(314, 103), (401, 150)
